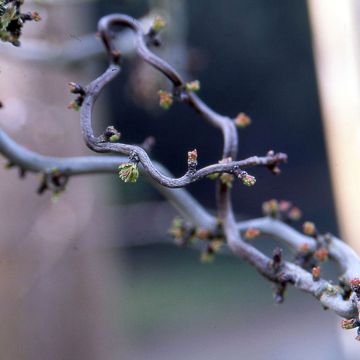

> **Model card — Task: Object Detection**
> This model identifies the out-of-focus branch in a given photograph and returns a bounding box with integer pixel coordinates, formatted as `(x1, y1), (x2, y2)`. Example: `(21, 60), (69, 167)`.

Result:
(0, 15), (154, 66)
(0, 127), (216, 229)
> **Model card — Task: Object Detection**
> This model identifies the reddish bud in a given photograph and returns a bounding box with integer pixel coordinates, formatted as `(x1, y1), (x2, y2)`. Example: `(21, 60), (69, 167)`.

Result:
(187, 149), (198, 162)
(196, 228), (210, 240)
(314, 247), (328, 262)
(341, 319), (358, 330)
(244, 227), (260, 240)
(298, 243), (310, 253)
(241, 174), (256, 187)
(279, 200), (292, 212)
(350, 278), (360, 299)
(262, 199), (279, 216)
(158, 90), (173, 109)
(350, 278), (360, 287)
(312, 266), (321, 281)
(288, 207), (302, 221)
(234, 112), (251, 128)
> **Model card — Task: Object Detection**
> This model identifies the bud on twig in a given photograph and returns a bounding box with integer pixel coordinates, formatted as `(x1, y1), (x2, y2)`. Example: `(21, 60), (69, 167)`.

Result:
(312, 266), (321, 281)
(30, 11), (41, 22)
(241, 173), (256, 187)
(262, 199), (279, 217)
(68, 82), (85, 111)
(67, 98), (83, 111)
(185, 80), (200, 92)
(350, 278), (360, 299)
(158, 90), (173, 109)
(303, 221), (317, 237)
(152, 16), (166, 31)
(314, 247), (328, 262)
(68, 82), (85, 96)
(234, 112), (251, 128)
(196, 228), (210, 240)
(341, 318), (360, 330)
(209, 239), (224, 253)
(104, 126), (121, 142)
(118, 163), (139, 183)
(187, 149), (198, 173)
(298, 243), (310, 254)
(288, 207), (302, 221)
(244, 227), (260, 240)
(220, 173), (234, 188)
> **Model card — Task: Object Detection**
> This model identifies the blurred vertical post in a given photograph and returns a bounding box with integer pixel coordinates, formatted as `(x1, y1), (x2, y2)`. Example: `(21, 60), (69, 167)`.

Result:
(308, 0), (360, 253)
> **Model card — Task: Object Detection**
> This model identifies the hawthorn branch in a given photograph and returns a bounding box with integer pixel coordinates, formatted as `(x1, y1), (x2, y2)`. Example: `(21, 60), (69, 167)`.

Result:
(237, 217), (360, 281)
(79, 15), (286, 188)
(1, 9), (360, 338)
(1, 125), (360, 319)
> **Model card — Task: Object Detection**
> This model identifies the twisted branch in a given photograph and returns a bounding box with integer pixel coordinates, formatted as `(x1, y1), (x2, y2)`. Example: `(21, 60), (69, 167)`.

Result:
(1, 10), (360, 339)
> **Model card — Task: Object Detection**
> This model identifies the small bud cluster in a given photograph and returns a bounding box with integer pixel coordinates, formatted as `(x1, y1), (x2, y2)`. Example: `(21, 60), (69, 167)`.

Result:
(118, 163), (139, 183)
(168, 217), (225, 263)
(350, 278), (360, 299)
(168, 217), (189, 245)
(340, 278), (360, 341)
(293, 219), (332, 275)
(205, 158), (256, 188)
(185, 80), (200, 92)
(239, 172), (256, 187)
(0, 1), (41, 46)
(158, 90), (173, 110)
(262, 199), (302, 221)
(68, 82), (86, 111)
(200, 239), (225, 264)
(302, 221), (328, 263)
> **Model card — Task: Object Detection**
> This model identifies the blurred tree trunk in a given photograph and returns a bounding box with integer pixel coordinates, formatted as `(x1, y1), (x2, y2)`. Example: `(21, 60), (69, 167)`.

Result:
(0, 3), (124, 359)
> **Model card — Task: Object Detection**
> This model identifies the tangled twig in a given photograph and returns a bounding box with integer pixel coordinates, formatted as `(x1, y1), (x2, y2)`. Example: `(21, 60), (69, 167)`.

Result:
(1, 10), (360, 340)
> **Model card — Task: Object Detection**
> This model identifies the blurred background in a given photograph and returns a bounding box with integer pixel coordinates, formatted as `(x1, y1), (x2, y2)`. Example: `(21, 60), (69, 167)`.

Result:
(0, 0), (359, 359)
